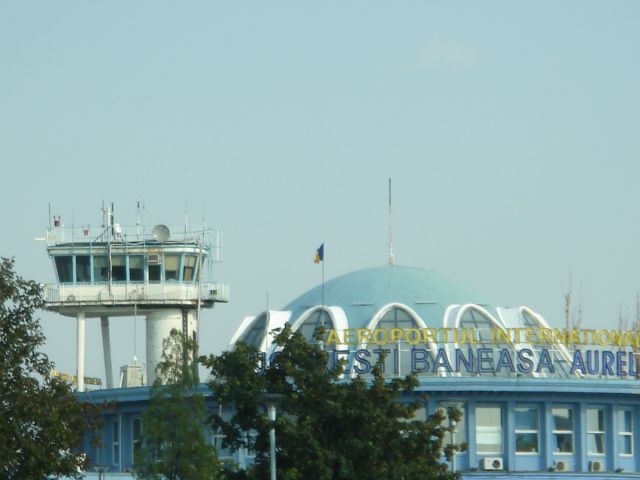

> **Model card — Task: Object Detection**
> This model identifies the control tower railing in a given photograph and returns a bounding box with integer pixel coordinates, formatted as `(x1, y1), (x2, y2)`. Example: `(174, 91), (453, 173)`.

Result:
(46, 225), (222, 261)
(44, 281), (230, 306)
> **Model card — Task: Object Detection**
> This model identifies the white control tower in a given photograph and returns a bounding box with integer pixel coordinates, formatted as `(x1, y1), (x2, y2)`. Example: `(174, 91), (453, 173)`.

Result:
(43, 207), (229, 391)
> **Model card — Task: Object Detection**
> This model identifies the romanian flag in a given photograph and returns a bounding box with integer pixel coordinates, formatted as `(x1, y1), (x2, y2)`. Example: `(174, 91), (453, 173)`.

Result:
(314, 243), (324, 264)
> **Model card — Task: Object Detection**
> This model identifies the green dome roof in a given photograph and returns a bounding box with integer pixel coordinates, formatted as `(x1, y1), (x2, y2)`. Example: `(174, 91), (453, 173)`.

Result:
(283, 265), (495, 328)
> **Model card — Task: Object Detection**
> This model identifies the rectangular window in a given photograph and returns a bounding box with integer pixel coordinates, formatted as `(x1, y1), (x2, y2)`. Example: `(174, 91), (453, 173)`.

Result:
(132, 418), (142, 463)
(552, 407), (574, 454)
(148, 264), (161, 281)
(93, 256), (109, 282)
(212, 431), (233, 460)
(515, 406), (539, 453)
(164, 255), (180, 281)
(128, 255), (144, 282)
(76, 255), (91, 283)
(55, 256), (73, 283)
(438, 402), (467, 447)
(183, 255), (197, 281)
(587, 408), (606, 455)
(619, 409), (633, 456)
(111, 255), (126, 281)
(476, 406), (502, 454)
(112, 420), (120, 466)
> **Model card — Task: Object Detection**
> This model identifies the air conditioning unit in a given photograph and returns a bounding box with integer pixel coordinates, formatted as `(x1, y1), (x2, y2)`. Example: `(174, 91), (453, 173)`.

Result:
(147, 254), (161, 264)
(589, 460), (604, 472)
(554, 460), (568, 471)
(482, 457), (504, 471)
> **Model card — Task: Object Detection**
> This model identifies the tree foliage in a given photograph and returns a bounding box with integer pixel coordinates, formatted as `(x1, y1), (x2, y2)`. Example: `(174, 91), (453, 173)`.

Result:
(0, 257), (97, 479)
(135, 328), (222, 480)
(202, 325), (464, 480)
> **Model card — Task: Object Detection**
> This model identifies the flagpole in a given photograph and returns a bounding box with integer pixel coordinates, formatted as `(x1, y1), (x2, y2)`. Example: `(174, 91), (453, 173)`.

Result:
(321, 254), (325, 314)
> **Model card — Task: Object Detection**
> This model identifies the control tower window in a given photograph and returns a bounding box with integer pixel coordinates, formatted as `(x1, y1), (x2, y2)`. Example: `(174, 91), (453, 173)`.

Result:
(55, 256), (73, 283)
(164, 255), (180, 281)
(93, 256), (109, 282)
(76, 255), (91, 283)
(149, 264), (161, 281)
(183, 255), (197, 282)
(129, 256), (144, 282)
(111, 256), (126, 281)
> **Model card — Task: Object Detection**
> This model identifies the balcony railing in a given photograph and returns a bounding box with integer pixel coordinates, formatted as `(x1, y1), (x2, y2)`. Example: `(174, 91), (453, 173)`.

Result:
(44, 281), (230, 306)
(46, 224), (220, 250)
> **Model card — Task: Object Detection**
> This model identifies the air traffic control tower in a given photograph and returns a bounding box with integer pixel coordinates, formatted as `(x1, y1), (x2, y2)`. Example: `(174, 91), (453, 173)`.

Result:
(43, 208), (229, 391)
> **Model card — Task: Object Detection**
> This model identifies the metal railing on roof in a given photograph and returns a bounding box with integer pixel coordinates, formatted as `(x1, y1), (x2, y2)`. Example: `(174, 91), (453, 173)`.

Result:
(46, 225), (221, 249)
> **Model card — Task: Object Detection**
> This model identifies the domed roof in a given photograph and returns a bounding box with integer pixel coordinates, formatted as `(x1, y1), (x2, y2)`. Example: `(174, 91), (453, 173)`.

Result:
(283, 265), (495, 330)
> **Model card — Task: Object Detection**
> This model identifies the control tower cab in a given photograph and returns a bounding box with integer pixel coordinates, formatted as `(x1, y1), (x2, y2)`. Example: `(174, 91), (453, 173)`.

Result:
(43, 211), (229, 391)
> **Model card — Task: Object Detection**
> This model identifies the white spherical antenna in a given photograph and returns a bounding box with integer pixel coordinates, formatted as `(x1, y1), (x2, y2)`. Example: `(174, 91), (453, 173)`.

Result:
(151, 224), (171, 242)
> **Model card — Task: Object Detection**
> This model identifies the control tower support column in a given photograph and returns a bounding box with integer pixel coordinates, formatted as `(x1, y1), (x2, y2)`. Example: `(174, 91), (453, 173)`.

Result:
(100, 316), (114, 389)
(145, 309), (197, 385)
(76, 311), (86, 393)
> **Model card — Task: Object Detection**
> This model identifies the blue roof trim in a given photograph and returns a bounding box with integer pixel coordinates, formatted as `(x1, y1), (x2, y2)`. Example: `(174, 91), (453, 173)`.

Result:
(417, 376), (640, 395)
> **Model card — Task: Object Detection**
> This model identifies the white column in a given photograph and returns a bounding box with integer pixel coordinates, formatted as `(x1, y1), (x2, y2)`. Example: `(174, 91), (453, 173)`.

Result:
(100, 316), (114, 389)
(76, 311), (86, 392)
(145, 309), (197, 385)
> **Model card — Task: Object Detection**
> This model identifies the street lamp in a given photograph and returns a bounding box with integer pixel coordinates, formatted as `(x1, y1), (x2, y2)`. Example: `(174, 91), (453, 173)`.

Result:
(260, 393), (285, 480)
(449, 419), (457, 474)
(92, 465), (108, 480)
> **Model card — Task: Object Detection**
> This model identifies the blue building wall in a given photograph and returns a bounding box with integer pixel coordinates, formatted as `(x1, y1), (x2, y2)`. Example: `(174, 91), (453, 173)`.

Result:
(77, 377), (640, 478)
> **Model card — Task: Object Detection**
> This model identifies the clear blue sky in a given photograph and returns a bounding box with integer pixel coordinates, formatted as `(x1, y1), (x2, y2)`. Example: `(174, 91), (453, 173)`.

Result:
(2, 1), (640, 382)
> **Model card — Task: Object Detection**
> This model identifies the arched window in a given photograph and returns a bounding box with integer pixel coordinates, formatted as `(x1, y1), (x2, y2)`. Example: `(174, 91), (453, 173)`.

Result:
(458, 307), (510, 378)
(365, 305), (425, 377)
(377, 307), (416, 330)
(458, 307), (496, 343)
(521, 310), (541, 328)
(296, 309), (334, 344)
(238, 313), (267, 349)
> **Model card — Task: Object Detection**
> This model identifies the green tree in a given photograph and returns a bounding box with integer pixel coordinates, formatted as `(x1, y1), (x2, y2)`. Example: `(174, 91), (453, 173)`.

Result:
(202, 325), (464, 480)
(135, 328), (222, 480)
(0, 257), (98, 479)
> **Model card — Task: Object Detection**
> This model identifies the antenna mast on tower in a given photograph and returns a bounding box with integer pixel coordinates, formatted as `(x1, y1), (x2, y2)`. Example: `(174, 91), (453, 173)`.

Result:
(388, 178), (395, 266)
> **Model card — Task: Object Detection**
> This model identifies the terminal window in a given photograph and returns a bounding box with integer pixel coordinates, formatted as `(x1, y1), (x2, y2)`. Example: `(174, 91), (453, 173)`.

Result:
(552, 407), (574, 454)
(132, 418), (142, 463)
(587, 408), (605, 455)
(619, 409), (633, 455)
(476, 406), (503, 454)
(515, 406), (539, 453)
(438, 402), (467, 447)
(112, 419), (120, 466)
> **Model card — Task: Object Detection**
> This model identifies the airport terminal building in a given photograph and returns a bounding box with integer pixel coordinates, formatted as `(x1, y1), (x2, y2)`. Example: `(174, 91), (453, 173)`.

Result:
(39, 219), (637, 480)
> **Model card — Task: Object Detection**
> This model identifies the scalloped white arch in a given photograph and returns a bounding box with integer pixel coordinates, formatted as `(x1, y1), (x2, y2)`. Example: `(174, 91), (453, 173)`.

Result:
(267, 306), (347, 358)
(446, 304), (511, 378)
(518, 306), (576, 375)
(361, 302), (428, 348)
(229, 315), (256, 349)
(453, 304), (507, 331)
(290, 305), (348, 335)
(230, 310), (292, 353)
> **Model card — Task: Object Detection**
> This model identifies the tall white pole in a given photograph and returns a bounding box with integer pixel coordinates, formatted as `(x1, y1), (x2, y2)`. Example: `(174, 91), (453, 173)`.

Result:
(268, 403), (277, 480)
(76, 311), (86, 392)
(388, 178), (395, 266)
(100, 316), (114, 389)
